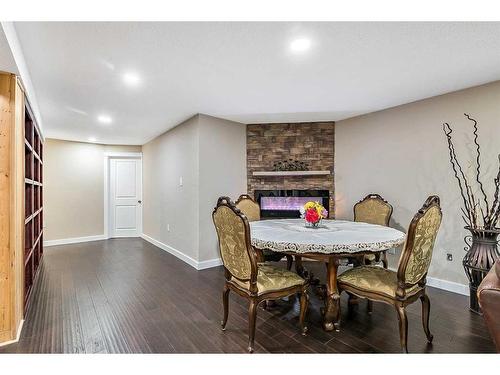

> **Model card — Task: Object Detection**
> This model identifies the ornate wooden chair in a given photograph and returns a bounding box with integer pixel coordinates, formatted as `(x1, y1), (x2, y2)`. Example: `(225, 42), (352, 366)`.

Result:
(235, 194), (261, 221)
(213, 197), (309, 353)
(353, 193), (393, 268)
(235, 194), (293, 270)
(338, 196), (442, 353)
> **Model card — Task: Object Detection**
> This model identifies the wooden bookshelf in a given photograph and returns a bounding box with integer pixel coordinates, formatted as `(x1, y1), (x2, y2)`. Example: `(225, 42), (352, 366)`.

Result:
(0, 73), (26, 344)
(23, 104), (43, 308)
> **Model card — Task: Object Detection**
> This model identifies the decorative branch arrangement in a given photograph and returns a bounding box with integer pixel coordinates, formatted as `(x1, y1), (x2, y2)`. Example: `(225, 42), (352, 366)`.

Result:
(443, 114), (500, 230)
(273, 159), (309, 171)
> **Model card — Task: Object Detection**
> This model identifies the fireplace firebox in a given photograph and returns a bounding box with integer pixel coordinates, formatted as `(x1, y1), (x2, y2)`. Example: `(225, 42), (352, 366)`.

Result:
(254, 190), (330, 219)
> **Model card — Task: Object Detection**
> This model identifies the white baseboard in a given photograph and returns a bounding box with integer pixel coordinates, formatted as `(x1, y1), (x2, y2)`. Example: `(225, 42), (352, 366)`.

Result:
(197, 257), (223, 270)
(140, 233), (222, 271)
(140, 233), (198, 269)
(388, 267), (468, 296)
(0, 319), (24, 347)
(426, 276), (469, 296)
(44, 234), (107, 247)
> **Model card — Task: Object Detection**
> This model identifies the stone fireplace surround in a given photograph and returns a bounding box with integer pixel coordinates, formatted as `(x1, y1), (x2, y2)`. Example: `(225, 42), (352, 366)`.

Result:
(247, 122), (335, 218)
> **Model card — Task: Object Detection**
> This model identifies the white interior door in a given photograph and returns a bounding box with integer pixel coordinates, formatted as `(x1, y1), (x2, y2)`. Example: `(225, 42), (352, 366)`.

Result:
(109, 157), (142, 237)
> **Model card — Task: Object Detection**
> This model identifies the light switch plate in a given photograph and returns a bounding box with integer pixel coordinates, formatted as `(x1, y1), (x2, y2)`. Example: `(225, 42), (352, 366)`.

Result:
(179, 176), (183, 186)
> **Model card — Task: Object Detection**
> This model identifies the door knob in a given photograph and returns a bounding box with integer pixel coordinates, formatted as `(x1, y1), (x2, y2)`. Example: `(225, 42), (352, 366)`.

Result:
(138, 200), (142, 204)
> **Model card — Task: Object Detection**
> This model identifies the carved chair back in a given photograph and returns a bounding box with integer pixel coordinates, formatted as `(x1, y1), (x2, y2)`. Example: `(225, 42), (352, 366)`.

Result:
(354, 194), (393, 227)
(235, 194), (261, 222)
(212, 197), (258, 287)
(397, 196), (442, 292)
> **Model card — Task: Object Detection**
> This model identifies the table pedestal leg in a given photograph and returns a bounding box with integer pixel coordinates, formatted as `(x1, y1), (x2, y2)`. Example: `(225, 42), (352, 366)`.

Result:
(294, 256), (320, 285)
(323, 257), (340, 332)
(295, 255), (305, 276)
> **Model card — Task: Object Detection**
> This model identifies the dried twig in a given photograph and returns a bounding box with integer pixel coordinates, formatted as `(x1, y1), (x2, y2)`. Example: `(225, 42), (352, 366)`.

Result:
(444, 117), (500, 230)
(461, 208), (473, 228)
(488, 154), (500, 226)
(443, 123), (473, 226)
(465, 113), (489, 225)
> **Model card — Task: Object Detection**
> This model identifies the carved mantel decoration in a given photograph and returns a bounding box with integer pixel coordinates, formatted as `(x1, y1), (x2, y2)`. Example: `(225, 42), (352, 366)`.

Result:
(273, 159), (309, 171)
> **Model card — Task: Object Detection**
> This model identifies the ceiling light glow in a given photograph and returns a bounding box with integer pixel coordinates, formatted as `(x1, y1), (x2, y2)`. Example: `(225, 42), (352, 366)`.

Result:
(97, 115), (112, 124)
(123, 72), (141, 86)
(290, 38), (311, 53)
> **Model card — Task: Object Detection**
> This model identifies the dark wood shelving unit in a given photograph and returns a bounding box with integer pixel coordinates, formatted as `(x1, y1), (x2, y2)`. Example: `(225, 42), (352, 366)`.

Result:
(24, 105), (43, 308)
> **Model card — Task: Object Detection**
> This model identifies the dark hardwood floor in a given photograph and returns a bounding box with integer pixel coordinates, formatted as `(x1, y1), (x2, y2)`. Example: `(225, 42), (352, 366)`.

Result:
(0, 238), (495, 353)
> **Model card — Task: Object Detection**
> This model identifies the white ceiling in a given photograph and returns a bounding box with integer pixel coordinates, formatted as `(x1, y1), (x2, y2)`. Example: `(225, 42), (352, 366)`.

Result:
(0, 27), (18, 74)
(13, 22), (500, 145)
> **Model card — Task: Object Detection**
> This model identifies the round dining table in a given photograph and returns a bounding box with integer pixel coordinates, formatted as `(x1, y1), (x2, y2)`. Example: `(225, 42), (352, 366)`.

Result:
(250, 218), (406, 332)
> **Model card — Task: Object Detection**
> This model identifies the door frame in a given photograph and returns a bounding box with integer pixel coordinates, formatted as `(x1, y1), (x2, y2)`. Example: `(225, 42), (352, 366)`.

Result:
(103, 152), (143, 239)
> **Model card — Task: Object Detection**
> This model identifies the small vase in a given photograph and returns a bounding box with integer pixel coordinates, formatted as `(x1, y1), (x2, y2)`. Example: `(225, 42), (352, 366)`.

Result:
(305, 219), (322, 229)
(463, 226), (500, 314)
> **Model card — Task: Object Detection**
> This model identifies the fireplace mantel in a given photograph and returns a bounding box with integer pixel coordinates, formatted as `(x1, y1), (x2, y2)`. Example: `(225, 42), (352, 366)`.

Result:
(252, 170), (330, 177)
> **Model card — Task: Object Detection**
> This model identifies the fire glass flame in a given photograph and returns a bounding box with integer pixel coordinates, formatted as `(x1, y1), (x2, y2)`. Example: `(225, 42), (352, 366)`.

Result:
(260, 197), (322, 211)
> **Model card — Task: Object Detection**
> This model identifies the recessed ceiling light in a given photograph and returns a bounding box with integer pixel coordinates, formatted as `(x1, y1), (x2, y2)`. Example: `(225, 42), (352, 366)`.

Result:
(97, 115), (112, 124)
(88, 137), (97, 143)
(290, 38), (311, 53)
(123, 72), (141, 86)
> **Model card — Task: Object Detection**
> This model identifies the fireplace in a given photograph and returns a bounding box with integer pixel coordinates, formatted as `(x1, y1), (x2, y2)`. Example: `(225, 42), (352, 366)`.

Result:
(254, 190), (330, 219)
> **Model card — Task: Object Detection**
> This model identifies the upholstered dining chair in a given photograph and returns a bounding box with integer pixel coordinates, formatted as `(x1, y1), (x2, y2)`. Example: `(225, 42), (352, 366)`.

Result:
(235, 194), (293, 270)
(213, 197), (309, 353)
(353, 193), (393, 268)
(338, 195), (442, 353)
(235, 194), (261, 221)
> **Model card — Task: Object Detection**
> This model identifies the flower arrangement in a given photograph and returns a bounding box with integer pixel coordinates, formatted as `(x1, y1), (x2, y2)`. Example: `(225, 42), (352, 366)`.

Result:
(300, 201), (328, 228)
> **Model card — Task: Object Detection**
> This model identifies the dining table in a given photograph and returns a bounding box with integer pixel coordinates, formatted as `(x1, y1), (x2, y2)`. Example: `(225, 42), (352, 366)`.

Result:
(249, 218), (406, 332)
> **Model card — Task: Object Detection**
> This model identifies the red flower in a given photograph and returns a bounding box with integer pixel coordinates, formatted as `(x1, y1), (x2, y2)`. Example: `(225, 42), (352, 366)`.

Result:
(305, 208), (320, 223)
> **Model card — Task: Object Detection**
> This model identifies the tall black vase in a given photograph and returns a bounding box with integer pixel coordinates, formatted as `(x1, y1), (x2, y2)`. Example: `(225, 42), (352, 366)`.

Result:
(463, 226), (500, 314)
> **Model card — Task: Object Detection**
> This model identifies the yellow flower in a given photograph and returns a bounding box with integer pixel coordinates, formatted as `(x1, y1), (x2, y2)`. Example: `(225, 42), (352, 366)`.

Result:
(304, 201), (316, 210)
(303, 201), (326, 218)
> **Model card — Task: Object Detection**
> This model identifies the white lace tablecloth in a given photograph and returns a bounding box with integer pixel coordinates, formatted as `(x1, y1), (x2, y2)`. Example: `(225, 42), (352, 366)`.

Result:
(250, 219), (406, 254)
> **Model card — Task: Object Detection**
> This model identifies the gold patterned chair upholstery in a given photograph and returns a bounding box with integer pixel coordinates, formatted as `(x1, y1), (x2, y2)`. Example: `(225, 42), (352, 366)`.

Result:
(235, 194), (293, 270)
(353, 193), (393, 268)
(235, 194), (261, 221)
(213, 197), (309, 353)
(338, 195), (442, 353)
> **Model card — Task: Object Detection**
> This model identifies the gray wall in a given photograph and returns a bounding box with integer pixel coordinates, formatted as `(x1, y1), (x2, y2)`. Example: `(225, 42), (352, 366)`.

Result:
(142, 114), (246, 264)
(335, 81), (500, 285)
(198, 114), (247, 262)
(142, 116), (200, 261)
